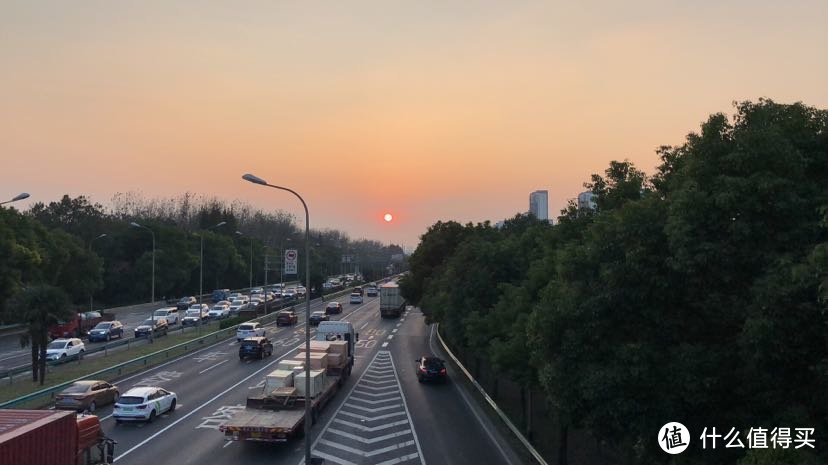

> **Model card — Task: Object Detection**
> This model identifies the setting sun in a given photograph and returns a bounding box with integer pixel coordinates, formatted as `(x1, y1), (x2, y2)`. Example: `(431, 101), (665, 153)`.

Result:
(384, 213), (393, 222)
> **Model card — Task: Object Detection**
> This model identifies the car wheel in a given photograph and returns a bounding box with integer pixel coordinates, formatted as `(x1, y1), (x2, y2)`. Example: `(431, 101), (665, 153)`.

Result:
(169, 399), (176, 413)
(417, 376), (423, 383)
(115, 419), (122, 425)
(88, 401), (96, 413)
(60, 353), (67, 360)
(107, 334), (111, 342)
(113, 391), (120, 402)
(147, 410), (156, 423)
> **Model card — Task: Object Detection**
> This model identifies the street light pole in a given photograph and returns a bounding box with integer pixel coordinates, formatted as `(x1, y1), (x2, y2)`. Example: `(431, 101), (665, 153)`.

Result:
(89, 233), (107, 312)
(243, 173), (313, 464)
(130, 222), (156, 303)
(199, 221), (227, 305)
(0, 192), (30, 206)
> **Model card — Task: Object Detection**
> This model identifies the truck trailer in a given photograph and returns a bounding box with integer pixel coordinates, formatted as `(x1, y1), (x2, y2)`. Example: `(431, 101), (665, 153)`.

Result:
(379, 282), (405, 318)
(0, 410), (115, 465)
(220, 321), (358, 443)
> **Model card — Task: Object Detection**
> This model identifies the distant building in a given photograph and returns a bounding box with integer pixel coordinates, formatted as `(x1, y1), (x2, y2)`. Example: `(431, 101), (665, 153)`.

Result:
(578, 191), (597, 211)
(495, 220), (506, 229)
(529, 190), (549, 220)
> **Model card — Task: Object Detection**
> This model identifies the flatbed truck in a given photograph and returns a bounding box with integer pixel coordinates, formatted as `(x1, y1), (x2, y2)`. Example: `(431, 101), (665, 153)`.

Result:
(219, 321), (358, 443)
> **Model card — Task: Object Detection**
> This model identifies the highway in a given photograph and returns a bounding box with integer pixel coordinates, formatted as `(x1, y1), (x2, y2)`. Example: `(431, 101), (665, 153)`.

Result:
(86, 295), (521, 464)
(0, 292), (298, 374)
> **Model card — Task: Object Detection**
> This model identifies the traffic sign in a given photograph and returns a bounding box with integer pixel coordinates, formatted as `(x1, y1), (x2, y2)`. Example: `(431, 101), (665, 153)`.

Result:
(285, 249), (298, 274)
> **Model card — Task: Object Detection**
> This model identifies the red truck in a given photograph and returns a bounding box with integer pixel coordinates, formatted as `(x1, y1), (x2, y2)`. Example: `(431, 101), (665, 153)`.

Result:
(0, 410), (115, 465)
(49, 311), (115, 340)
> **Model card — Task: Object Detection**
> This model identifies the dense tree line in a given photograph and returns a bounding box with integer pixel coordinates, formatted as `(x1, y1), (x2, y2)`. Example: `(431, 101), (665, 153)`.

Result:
(1, 193), (401, 383)
(401, 99), (827, 464)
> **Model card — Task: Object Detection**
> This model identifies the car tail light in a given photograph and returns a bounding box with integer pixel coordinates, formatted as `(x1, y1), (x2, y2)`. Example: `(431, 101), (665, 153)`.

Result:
(136, 404), (147, 409)
(440, 368), (447, 375)
(419, 367), (427, 373)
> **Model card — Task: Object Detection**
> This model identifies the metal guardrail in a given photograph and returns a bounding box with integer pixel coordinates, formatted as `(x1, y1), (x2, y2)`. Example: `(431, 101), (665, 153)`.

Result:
(0, 285), (360, 410)
(435, 324), (548, 465)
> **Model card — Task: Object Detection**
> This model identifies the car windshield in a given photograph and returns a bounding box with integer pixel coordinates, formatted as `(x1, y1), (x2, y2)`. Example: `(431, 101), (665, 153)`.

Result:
(238, 324), (254, 331)
(93, 322), (112, 329)
(118, 396), (145, 405)
(178, 298), (191, 303)
(154, 310), (168, 316)
(312, 312), (325, 317)
(186, 310), (200, 317)
(241, 341), (259, 348)
(47, 341), (67, 349)
(142, 319), (154, 326)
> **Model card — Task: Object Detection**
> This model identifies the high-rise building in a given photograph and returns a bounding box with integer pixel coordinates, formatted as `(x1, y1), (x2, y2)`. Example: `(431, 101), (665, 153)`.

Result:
(529, 190), (549, 220)
(578, 191), (597, 211)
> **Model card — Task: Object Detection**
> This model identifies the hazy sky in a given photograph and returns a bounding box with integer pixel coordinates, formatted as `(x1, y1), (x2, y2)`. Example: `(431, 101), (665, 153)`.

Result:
(2, 1), (826, 248)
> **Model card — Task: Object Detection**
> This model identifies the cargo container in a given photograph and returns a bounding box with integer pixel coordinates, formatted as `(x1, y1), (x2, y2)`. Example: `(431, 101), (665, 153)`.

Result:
(379, 282), (405, 318)
(220, 321), (358, 443)
(0, 410), (115, 465)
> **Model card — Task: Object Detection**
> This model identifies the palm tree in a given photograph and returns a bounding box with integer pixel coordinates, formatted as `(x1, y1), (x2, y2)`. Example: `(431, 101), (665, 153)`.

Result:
(11, 285), (73, 385)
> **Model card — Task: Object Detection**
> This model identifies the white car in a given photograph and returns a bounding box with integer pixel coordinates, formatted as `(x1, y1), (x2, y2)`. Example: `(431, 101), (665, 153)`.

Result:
(153, 307), (179, 325)
(250, 287), (264, 295)
(208, 303), (230, 319)
(182, 309), (206, 326)
(349, 292), (363, 304)
(228, 299), (248, 315)
(295, 286), (307, 296)
(113, 386), (177, 423)
(236, 322), (265, 342)
(46, 338), (85, 362)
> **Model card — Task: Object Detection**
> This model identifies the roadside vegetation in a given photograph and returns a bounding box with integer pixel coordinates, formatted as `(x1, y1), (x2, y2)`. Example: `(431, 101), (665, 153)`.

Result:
(401, 99), (827, 465)
(1, 191), (403, 385)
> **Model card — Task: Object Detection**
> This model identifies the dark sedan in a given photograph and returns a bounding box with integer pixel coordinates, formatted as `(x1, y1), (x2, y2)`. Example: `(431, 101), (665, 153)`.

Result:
(87, 321), (124, 342)
(309, 311), (329, 326)
(325, 302), (343, 315)
(416, 356), (447, 383)
(55, 380), (119, 412)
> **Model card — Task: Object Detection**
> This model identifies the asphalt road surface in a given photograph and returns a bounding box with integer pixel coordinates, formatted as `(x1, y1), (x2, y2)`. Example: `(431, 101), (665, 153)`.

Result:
(84, 296), (521, 464)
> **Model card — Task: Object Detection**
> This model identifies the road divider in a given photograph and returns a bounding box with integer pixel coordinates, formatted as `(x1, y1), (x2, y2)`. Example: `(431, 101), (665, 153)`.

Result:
(0, 286), (360, 410)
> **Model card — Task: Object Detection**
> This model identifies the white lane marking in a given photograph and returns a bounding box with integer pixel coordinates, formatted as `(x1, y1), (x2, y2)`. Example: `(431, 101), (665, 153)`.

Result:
(428, 324), (514, 465)
(381, 342), (389, 348)
(387, 352), (427, 464)
(387, 335), (394, 340)
(392, 329), (398, 334)
(360, 322), (370, 330)
(222, 441), (233, 448)
(114, 345), (301, 461)
(396, 323), (402, 328)
(301, 350), (418, 465)
(198, 359), (228, 374)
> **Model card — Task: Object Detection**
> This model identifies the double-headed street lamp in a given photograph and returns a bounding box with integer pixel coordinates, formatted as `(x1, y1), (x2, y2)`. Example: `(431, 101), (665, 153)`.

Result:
(236, 231), (253, 291)
(89, 233), (108, 312)
(1, 192), (30, 206)
(130, 222), (156, 303)
(242, 173), (313, 464)
(199, 221), (226, 304)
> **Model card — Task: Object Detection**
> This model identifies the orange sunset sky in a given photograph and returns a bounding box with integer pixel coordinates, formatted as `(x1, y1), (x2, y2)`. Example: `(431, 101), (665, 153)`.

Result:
(2, 1), (827, 249)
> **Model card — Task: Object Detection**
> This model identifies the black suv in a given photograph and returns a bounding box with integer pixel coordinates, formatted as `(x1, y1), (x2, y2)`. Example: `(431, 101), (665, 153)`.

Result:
(134, 318), (168, 338)
(239, 337), (273, 360)
(415, 356), (447, 383)
(176, 296), (197, 311)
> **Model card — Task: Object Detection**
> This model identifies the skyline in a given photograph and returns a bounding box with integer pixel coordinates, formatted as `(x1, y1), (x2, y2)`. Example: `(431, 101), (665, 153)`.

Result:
(3, 1), (827, 248)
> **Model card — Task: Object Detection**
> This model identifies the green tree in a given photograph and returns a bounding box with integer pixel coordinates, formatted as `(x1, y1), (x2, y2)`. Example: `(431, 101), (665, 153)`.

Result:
(11, 285), (73, 385)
